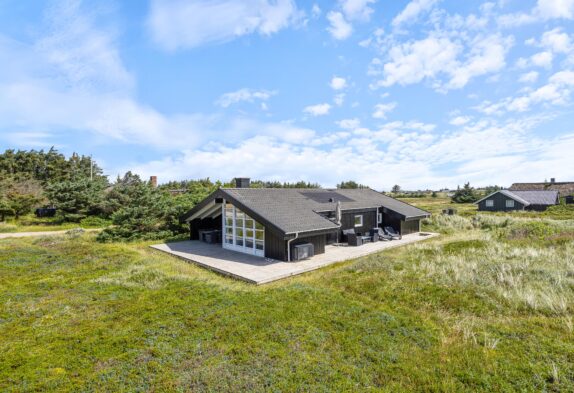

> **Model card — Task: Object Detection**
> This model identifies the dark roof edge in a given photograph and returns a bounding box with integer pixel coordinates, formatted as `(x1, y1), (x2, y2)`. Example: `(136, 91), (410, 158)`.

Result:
(474, 190), (530, 206)
(314, 206), (379, 213)
(180, 188), (223, 222)
(377, 190), (432, 217)
(404, 214), (430, 222)
(181, 188), (317, 238)
(284, 227), (339, 240)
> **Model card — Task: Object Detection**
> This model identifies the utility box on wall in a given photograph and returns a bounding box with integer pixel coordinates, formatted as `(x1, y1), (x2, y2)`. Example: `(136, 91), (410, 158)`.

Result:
(291, 243), (314, 261)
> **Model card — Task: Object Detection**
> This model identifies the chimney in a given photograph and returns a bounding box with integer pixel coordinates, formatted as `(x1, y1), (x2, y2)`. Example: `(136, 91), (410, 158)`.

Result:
(550, 178), (556, 184)
(150, 176), (158, 188)
(234, 178), (250, 188)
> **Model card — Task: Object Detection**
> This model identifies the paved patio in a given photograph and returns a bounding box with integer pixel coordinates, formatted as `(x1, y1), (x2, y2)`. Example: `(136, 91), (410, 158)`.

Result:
(151, 232), (439, 285)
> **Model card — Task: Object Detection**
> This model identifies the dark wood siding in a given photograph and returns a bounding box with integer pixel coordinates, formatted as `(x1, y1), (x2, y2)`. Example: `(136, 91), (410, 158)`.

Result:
(400, 220), (420, 235)
(340, 209), (377, 235)
(265, 231), (328, 261)
(383, 209), (422, 235)
(291, 234), (326, 256)
(477, 192), (526, 212)
(382, 209), (402, 232)
(189, 216), (221, 240)
(265, 230), (286, 261)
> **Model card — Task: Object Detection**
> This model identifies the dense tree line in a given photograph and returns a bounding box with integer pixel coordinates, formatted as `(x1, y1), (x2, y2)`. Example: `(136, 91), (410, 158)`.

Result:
(0, 149), (325, 241)
(337, 180), (369, 189)
(0, 148), (106, 184)
(249, 180), (320, 189)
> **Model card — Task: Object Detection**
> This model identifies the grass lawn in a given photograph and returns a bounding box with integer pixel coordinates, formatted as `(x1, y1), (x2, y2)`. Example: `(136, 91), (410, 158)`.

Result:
(0, 215), (111, 233)
(400, 196), (574, 220)
(1, 214), (573, 391)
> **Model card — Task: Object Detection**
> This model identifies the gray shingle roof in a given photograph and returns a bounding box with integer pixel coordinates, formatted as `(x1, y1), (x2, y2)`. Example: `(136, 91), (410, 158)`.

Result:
(218, 188), (430, 235)
(221, 188), (340, 235)
(475, 189), (559, 206)
(511, 190), (559, 205)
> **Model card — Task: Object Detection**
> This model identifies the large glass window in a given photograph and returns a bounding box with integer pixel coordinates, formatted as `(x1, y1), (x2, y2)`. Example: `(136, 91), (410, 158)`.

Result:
(222, 200), (265, 257)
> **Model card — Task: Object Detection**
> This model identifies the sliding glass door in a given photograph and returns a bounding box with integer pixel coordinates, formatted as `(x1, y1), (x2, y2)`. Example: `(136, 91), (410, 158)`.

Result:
(222, 201), (264, 256)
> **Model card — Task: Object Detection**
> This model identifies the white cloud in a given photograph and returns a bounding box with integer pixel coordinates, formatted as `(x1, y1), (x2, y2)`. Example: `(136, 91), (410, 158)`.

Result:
(147, 0), (301, 51)
(3, 0), (574, 192)
(334, 93), (345, 106)
(311, 4), (321, 17)
(499, 0), (574, 27)
(374, 35), (461, 88)
(216, 88), (275, 108)
(125, 116), (574, 190)
(303, 103), (332, 116)
(372, 102), (397, 119)
(449, 116), (471, 126)
(326, 0), (375, 40)
(36, 0), (133, 92)
(0, 1), (314, 151)
(476, 70), (574, 114)
(516, 50), (555, 70)
(336, 118), (360, 129)
(330, 76), (347, 90)
(326, 11), (353, 40)
(372, 31), (512, 91)
(340, 0), (376, 21)
(519, 71), (539, 83)
(531, 51), (554, 68)
(540, 28), (572, 53)
(446, 34), (513, 89)
(392, 0), (439, 27)
(536, 0), (574, 19)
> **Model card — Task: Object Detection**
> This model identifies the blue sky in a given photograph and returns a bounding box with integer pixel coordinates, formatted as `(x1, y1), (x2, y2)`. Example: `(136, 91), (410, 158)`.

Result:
(0, 0), (573, 190)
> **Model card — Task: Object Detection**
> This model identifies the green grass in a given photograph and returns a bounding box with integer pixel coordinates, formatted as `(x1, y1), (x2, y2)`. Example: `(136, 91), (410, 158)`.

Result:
(0, 215), (111, 233)
(399, 196), (478, 217)
(400, 196), (574, 220)
(1, 216), (573, 391)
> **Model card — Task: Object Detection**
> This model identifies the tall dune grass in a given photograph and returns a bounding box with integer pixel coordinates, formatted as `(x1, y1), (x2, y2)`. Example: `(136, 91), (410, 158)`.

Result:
(410, 215), (574, 314)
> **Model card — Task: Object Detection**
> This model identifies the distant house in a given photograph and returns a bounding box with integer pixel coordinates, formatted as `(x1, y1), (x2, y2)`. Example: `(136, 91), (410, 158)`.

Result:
(180, 178), (430, 261)
(509, 178), (574, 196)
(475, 189), (559, 212)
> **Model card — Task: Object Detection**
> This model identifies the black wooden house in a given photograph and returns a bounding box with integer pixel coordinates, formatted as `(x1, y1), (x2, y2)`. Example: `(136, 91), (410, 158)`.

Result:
(475, 189), (559, 212)
(180, 179), (430, 261)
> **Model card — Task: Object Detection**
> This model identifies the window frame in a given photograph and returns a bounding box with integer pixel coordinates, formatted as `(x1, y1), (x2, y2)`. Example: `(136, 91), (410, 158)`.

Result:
(506, 199), (515, 208)
(222, 200), (264, 257)
(354, 215), (363, 227)
(485, 199), (494, 207)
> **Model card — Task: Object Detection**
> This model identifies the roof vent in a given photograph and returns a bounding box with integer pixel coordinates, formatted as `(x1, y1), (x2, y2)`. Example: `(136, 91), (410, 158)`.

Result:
(328, 197), (335, 202)
(234, 178), (250, 188)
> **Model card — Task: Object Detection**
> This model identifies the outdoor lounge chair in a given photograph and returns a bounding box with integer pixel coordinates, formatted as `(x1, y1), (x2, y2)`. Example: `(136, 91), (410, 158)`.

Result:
(374, 228), (392, 241)
(384, 226), (402, 240)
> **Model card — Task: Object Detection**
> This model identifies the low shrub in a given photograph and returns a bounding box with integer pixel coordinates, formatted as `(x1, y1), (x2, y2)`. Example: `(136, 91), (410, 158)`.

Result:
(79, 216), (111, 228)
(442, 239), (488, 254)
(422, 214), (474, 233)
(505, 221), (558, 241)
(97, 227), (174, 242)
(471, 214), (513, 230)
(543, 203), (574, 220)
